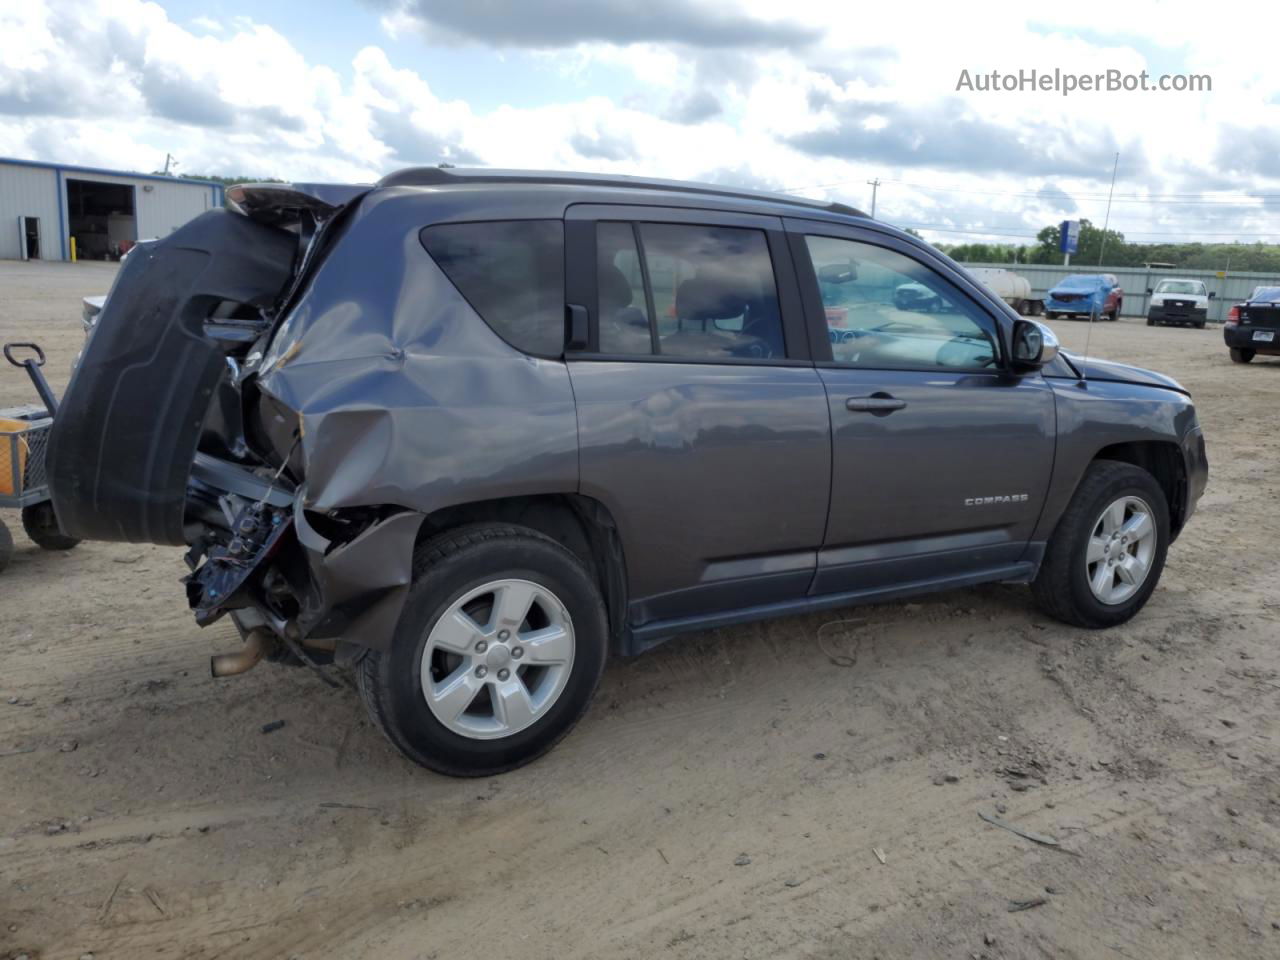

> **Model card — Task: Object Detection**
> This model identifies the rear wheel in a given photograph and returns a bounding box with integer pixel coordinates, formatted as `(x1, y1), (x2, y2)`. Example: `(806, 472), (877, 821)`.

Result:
(1045, 311), (1059, 320)
(1107, 309), (1119, 322)
(1230, 348), (1255, 363)
(21, 502), (80, 551)
(1195, 320), (1206, 329)
(1032, 460), (1169, 629)
(358, 524), (608, 776)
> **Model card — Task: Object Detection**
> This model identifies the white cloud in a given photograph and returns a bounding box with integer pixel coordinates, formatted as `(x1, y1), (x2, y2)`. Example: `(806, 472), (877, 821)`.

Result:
(0, 0), (1277, 243)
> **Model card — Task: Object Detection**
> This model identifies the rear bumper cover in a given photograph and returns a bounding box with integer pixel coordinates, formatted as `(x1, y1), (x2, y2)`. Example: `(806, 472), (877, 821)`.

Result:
(1224, 324), (1280, 353)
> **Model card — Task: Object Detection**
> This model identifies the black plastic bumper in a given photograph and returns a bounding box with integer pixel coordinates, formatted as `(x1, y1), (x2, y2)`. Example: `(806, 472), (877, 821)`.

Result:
(1148, 305), (1206, 325)
(46, 209), (295, 545)
(1224, 324), (1280, 353)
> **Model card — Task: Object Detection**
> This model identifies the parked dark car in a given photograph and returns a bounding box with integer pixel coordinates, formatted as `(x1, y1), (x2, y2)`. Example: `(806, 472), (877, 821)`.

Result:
(46, 170), (1207, 776)
(1224, 285), (1280, 363)
(1045, 273), (1123, 321)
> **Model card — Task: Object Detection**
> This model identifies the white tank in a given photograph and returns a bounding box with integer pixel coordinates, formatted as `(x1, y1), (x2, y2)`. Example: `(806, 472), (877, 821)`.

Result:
(968, 267), (1032, 304)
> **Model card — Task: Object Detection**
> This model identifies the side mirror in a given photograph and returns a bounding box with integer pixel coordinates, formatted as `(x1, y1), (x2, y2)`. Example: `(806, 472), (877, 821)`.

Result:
(1145, 287), (1154, 294)
(818, 261), (857, 285)
(1011, 318), (1059, 370)
(1208, 291), (1217, 299)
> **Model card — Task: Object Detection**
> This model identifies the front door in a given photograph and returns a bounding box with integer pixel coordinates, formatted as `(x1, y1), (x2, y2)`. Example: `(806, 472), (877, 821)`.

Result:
(790, 224), (1056, 595)
(564, 205), (831, 629)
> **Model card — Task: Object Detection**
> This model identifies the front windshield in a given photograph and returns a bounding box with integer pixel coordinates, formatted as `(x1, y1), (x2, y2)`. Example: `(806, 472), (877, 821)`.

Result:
(1156, 280), (1204, 295)
(1057, 275), (1102, 289)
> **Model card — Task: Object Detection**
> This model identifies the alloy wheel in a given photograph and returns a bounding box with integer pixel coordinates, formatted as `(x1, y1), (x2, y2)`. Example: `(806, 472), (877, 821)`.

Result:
(420, 579), (575, 740)
(1085, 496), (1157, 605)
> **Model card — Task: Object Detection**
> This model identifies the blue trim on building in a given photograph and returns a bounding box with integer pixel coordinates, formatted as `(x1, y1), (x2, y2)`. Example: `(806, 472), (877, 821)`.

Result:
(55, 168), (67, 261)
(1, 155), (223, 189)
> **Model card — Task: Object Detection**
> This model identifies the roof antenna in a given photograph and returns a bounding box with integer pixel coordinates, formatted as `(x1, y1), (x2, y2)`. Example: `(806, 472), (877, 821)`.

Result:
(1079, 151), (1119, 385)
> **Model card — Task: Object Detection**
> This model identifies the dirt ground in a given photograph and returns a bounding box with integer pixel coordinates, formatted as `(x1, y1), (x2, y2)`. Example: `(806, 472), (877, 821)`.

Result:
(1, 259), (1277, 960)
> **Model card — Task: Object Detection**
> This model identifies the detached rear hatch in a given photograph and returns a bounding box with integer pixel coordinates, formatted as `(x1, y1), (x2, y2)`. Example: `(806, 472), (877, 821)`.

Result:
(46, 182), (365, 546)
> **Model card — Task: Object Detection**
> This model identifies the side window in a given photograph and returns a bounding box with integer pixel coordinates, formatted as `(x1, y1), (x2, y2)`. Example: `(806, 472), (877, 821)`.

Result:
(591, 221), (786, 360)
(805, 235), (998, 371)
(421, 220), (564, 356)
(597, 222), (653, 355)
(640, 224), (784, 360)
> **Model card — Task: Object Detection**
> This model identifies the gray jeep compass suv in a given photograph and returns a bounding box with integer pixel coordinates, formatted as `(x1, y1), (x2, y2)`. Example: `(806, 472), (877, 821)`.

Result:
(46, 169), (1208, 776)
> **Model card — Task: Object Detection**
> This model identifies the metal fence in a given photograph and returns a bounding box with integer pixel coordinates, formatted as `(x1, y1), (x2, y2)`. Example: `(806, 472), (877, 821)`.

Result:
(958, 262), (1280, 323)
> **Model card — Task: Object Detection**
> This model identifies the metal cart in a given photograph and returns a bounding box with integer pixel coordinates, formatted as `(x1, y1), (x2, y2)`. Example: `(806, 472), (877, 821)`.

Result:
(0, 342), (79, 572)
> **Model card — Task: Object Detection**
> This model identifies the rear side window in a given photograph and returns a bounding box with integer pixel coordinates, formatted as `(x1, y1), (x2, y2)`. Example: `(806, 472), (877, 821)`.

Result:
(421, 220), (564, 356)
(594, 221), (786, 360)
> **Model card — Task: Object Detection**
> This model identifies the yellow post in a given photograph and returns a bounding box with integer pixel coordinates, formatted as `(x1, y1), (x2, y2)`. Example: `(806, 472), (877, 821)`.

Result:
(69, 236), (76, 262)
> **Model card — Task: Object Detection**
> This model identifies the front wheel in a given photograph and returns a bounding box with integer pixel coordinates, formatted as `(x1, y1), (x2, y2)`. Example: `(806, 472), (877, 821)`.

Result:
(1045, 311), (1059, 320)
(1230, 348), (1255, 363)
(358, 524), (608, 776)
(1032, 460), (1170, 629)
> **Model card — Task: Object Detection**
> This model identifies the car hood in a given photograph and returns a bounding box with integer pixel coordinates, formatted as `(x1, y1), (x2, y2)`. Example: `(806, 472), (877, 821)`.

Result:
(1059, 351), (1188, 394)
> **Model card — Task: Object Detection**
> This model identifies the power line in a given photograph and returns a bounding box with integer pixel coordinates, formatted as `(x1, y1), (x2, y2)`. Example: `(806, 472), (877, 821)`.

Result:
(892, 222), (1280, 241)
(782, 176), (1280, 205)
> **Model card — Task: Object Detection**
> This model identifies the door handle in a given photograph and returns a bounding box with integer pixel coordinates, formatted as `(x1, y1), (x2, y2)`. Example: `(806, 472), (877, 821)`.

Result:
(846, 394), (907, 414)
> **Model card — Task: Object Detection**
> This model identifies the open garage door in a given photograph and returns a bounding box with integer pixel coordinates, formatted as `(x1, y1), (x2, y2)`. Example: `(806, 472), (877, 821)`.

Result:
(67, 178), (136, 261)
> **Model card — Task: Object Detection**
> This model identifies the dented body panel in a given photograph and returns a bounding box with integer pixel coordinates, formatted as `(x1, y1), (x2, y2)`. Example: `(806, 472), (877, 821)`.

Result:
(44, 170), (1208, 664)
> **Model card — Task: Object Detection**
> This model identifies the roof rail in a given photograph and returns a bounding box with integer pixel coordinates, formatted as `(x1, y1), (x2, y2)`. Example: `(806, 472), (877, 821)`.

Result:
(376, 167), (867, 219)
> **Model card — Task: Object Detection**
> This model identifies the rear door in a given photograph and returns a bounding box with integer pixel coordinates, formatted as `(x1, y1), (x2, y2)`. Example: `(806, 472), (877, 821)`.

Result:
(787, 220), (1056, 595)
(564, 205), (831, 629)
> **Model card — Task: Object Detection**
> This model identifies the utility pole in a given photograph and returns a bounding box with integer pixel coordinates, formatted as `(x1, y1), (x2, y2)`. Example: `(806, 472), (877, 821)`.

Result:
(1097, 151), (1119, 265)
(162, 153), (177, 176)
(866, 178), (880, 219)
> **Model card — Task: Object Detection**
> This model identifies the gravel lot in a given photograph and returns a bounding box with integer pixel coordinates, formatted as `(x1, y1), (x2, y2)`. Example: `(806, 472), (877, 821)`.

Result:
(1, 260), (1278, 959)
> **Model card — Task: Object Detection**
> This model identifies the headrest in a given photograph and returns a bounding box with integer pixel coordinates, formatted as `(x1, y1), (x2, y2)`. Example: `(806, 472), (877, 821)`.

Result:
(598, 264), (634, 314)
(676, 276), (747, 324)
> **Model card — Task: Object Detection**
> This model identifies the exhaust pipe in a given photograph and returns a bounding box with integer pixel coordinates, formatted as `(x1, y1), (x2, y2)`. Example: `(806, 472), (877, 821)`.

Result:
(210, 628), (275, 678)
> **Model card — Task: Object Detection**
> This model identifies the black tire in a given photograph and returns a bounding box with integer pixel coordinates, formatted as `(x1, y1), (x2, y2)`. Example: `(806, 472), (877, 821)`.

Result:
(0, 520), (12, 574)
(1146, 317), (1155, 326)
(1230, 348), (1255, 364)
(1032, 460), (1170, 629)
(358, 523), (608, 777)
(1015, 299), (1029, 316)
(1045, 311), (1058, 320)
(1195, 321), (1206, 329)
(1108, 309), (1119, 322)
(21, 502), (80, 551)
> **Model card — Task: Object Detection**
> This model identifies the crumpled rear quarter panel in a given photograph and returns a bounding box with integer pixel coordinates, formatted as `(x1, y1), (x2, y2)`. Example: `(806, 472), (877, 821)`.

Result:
(256, 190), (580, 519)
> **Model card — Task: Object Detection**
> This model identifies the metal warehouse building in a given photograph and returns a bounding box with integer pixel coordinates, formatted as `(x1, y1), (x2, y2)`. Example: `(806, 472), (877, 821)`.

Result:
(0, 157), (224, 262)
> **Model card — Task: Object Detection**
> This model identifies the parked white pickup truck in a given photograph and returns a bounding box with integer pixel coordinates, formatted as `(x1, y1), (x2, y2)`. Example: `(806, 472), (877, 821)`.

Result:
(1147, 278), (1211, 328)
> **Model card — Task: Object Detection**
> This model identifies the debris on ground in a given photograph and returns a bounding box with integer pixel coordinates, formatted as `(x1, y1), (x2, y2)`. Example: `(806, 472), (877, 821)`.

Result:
(260, 719), (286, 735)
(873, 847), (887, 864)
(1008, 897), (1048, 912)
(734, 854), (751, 866)
(979, 810), (1081, 856)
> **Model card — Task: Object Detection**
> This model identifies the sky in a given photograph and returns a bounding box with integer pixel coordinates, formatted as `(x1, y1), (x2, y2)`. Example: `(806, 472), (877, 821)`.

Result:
(1, 0), (1278, 246)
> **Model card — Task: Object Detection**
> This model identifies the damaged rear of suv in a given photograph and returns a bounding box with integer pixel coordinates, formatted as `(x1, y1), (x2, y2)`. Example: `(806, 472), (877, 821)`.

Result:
(49, 168), (1208, 777)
